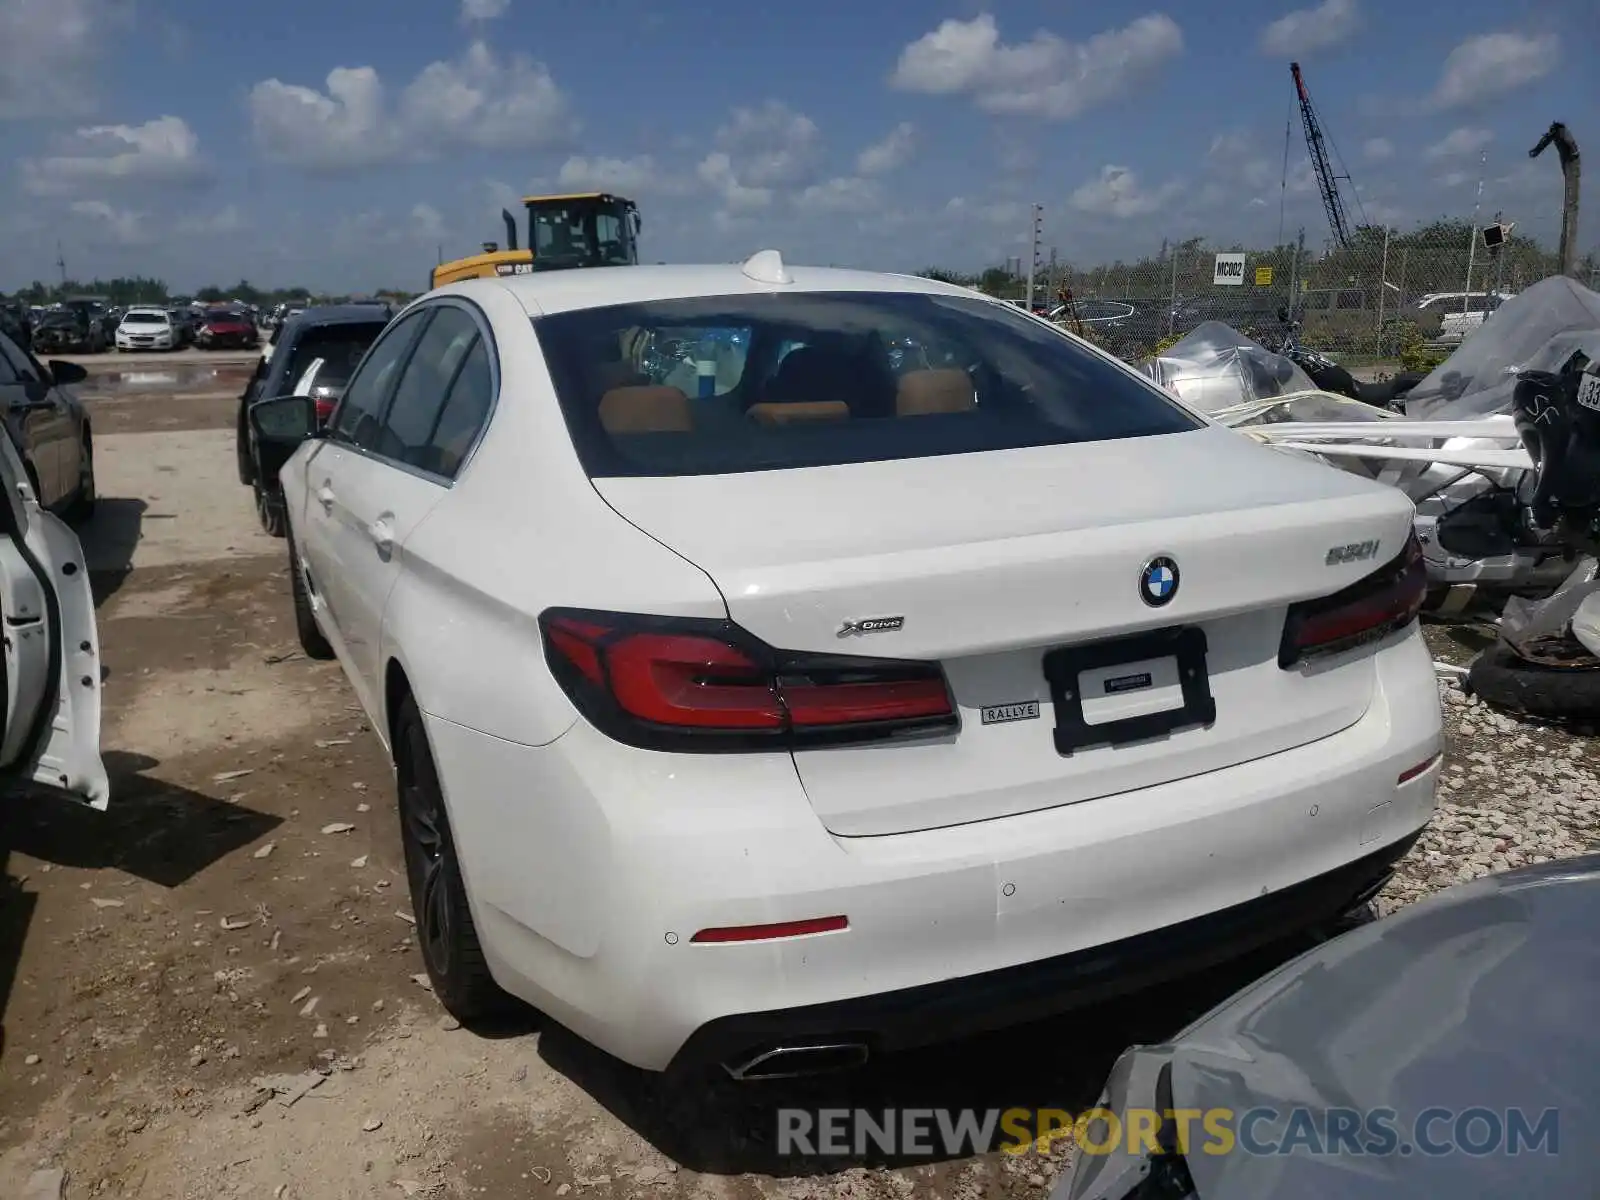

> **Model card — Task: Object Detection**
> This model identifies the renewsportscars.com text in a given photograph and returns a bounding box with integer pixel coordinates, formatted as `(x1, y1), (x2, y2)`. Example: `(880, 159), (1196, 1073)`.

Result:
(776, 1106), (1560, 1159)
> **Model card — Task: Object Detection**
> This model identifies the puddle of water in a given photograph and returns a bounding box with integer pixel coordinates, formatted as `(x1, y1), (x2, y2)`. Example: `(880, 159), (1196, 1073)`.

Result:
(77, 363), (253, 396)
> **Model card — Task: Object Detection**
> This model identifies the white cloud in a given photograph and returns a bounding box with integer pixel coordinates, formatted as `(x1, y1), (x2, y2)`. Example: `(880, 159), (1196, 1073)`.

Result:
(23, 116), (207, 195)
(696, 153), (772, 214)
(249, 41), (574, 172)
(177, 205), (247, 238)
(1206, 132), (1275, 190)
(0, 0), (105, 119)
(1426, 32), (1558, 110)
(711, 101), (822, 187)
(69, 199), (151, 246)
(690, 100), (822, 217)
(1069, 165), (1183, 218)
(557, 154), (657, 194)
(1363, 137), (1395, 161)
(800, 176), (884, 213)
(856, 122), (917, 175)
(1258, 0), (1361, 58)
(1424, 126), (1492, 161)
(889, 12), (1183, 121)
(461, 0), (508, 20)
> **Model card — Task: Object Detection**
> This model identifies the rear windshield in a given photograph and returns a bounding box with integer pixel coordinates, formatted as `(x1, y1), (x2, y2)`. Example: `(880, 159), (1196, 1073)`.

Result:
(281, 324), (388, 387)
(122, 312), (168, 325)
(534, 291), (1201, 478)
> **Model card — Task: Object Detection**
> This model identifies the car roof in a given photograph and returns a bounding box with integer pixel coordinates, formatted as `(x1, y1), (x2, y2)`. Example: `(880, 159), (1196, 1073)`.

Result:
(434, 259), (983, 318)
(280, 304), (392, 333)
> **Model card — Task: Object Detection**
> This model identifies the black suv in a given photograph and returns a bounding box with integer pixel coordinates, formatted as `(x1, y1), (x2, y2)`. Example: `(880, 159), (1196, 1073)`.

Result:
(237, 304), (393, 535)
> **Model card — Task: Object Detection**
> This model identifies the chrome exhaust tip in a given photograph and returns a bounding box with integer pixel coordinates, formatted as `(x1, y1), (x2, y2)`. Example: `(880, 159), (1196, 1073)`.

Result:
(722, 1042), (870, 1082)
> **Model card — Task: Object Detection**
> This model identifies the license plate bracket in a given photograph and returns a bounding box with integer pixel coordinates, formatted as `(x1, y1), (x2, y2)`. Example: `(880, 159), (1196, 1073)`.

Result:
(1043, 626), (1216, 756)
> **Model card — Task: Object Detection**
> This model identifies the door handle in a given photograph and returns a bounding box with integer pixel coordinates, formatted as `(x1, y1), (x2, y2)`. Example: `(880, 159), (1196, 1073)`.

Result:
(316, 483), (335, 512)
(367, 515), (395, 554)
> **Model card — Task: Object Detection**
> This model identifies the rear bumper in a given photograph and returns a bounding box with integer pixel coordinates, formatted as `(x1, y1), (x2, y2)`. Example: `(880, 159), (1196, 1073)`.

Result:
(429, 627), (1442, 1073)
(671, 829), (1416, 1075)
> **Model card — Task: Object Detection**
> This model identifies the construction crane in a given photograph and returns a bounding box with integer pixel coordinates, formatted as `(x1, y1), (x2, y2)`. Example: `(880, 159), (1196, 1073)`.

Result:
(1291, 62), (1353, 250)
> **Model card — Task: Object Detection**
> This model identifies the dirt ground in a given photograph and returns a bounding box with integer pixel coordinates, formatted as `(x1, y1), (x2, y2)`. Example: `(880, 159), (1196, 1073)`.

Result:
(0, 374), (1595, 1198)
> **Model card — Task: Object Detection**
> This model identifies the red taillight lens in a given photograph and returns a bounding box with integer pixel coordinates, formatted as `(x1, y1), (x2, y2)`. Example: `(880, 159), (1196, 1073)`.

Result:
(540, 610), (957, 750)
(313, 396), (337, 422)
(1280, 532), (1427, 668)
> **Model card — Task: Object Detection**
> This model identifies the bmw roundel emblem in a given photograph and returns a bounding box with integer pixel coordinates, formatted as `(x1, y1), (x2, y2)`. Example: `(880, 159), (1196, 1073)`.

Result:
(1140, 556), (1180, 607)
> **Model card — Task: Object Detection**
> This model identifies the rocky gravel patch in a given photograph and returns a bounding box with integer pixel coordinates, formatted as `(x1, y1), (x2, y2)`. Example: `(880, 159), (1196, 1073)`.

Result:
(1378, 646), (1600, 914)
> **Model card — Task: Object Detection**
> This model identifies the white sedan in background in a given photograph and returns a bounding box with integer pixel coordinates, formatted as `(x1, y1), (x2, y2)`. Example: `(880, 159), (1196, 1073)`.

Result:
(115, 306), (176, 352)
(248, 253), (1442, 1079)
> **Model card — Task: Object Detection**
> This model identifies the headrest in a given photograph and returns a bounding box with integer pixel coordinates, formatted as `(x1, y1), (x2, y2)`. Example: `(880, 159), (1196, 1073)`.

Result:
(599, 385), (693, 434)
(896, 368), (975, 416)
(766, 347), (859, 404)
(746, 401), (850, 426)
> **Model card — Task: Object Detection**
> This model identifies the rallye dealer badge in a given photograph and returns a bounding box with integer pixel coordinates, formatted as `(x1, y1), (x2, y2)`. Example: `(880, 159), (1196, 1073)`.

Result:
(980, 701), (1040, 725)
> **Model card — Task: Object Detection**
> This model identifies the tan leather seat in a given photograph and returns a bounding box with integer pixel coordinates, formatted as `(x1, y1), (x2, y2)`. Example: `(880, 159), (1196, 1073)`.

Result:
(896, 368), (975, 416)
(599, 385), (693, 433)
(594, 361), (648, 394)
(746, 400), (850, 426)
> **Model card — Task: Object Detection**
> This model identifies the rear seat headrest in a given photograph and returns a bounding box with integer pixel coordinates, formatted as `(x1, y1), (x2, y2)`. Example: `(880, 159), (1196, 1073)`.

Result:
(599, 385), (693, 434)
(896, 368), (976, 416)
(746, 400), (851, 426)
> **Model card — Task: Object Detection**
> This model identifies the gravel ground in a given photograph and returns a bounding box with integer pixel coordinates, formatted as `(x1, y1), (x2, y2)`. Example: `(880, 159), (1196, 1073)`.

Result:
(1376, 625), (1600, 915)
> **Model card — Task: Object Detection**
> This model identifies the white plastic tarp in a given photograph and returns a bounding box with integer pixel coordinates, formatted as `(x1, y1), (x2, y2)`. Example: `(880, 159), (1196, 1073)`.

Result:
(1405, 275), (1600, 420)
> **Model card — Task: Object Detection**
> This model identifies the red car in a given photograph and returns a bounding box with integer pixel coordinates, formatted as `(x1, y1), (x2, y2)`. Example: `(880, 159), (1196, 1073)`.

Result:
(196, 308), (257, 350)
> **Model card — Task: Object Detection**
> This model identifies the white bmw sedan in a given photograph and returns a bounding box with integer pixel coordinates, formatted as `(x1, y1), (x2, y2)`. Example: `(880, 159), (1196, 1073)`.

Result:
(252, 253), (1442, 1079)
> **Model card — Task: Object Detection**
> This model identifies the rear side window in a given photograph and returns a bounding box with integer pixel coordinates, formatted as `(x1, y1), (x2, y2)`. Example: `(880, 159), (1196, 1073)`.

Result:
(418, 335), (493, 478)
(374, 306), (480, 470)
(331, 311), (430, 451)
(533, 291), (1201, 478)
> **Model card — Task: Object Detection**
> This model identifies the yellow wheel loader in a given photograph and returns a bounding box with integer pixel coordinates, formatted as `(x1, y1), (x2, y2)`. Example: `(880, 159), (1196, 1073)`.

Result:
(430, 193), (641, 289)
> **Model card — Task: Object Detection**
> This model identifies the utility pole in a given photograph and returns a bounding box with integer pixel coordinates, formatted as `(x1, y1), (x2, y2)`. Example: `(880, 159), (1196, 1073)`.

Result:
(55, 240), (67, 288)
(1025, 203), (1043, 309)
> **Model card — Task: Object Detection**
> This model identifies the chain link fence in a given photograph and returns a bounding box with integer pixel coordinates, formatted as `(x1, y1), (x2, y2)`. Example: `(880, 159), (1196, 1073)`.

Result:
(978, 221), (1599, 371)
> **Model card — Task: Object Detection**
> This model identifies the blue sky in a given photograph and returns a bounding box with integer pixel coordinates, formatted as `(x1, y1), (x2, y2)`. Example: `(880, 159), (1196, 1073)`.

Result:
(0, 0), (1589, 293)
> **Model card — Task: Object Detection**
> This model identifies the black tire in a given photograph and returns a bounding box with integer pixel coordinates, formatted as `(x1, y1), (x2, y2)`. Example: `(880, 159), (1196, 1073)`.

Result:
(287, 532), (334, 660)
(65, 433), (95, 523)
(393, 694), (510, 1020)
(255, 482), (286, 538)
(1467, 642), (1600, 718)
(236, 405), (255, 485)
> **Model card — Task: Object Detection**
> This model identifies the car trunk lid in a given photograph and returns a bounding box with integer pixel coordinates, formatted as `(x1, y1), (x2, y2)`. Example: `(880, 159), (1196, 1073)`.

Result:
(592, 426), (1417, 835)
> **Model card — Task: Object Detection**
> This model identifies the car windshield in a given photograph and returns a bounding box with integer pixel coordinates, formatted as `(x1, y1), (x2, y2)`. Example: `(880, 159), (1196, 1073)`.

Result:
(206, 309), (241, 321)
(42, 312), (81, 326)
(534, 290), (1201, 478)
(122, 312), (168, 325)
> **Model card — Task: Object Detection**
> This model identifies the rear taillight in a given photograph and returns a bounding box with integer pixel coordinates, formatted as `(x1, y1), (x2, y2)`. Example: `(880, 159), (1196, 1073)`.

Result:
(313, 396), (337, 422)
(1279, 532), (1427, 668)
(540, 609), (957, 751)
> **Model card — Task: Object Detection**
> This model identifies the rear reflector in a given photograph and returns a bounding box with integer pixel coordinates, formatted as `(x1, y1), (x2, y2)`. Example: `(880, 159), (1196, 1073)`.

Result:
(1280, 533), (1427, 668)
(539, 609), (957, 752)
(1398, 752), (1442, 784)
(691, 916), (849, 943)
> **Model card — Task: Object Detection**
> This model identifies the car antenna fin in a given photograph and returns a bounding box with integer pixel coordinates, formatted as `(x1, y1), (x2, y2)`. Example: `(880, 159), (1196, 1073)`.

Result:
(741, 249), (792, 285)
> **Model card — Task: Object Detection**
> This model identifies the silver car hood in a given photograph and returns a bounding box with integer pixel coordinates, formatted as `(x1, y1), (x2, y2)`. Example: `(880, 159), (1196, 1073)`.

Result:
(1064, 856), (1600, 1199)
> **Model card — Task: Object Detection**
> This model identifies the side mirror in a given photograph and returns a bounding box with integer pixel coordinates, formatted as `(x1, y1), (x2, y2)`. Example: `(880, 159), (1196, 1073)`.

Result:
(249, 394), (319, 444)
(49, 360), (89, 386)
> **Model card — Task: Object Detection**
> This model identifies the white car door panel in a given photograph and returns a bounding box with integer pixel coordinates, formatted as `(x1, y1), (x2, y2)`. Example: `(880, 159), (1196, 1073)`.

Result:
(299, 309), (432, 711)
(318, 453), (445, 714)
(0, 424), (108, 807)
(328, 305), (485, 707)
